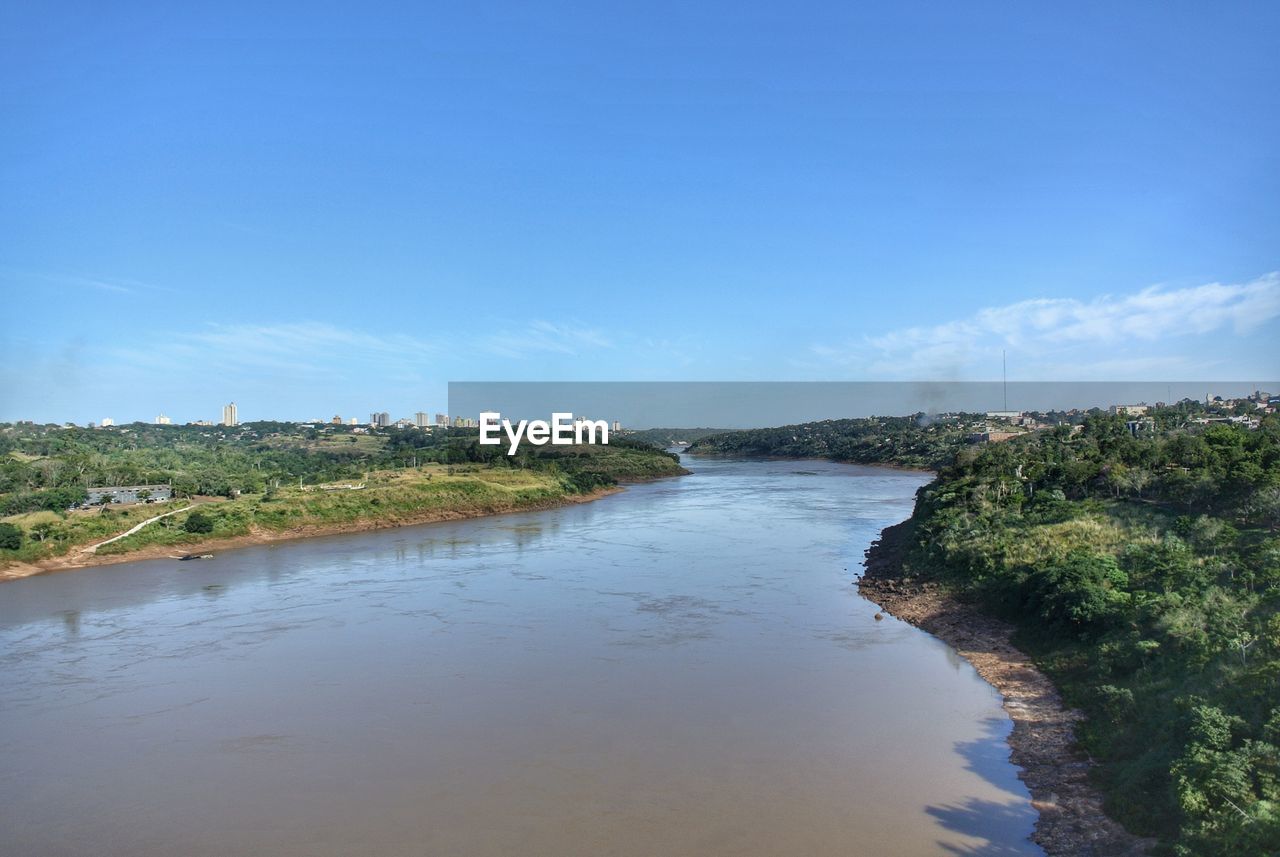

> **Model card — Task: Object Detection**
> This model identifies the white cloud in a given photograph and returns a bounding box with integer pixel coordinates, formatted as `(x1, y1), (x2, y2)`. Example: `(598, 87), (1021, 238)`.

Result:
(813, 272), (1280, 378)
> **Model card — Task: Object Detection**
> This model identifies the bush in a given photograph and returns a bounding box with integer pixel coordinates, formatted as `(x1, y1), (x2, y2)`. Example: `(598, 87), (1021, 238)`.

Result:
(0, 522), (22, 550)
(1025, 551), (1128, 633)
(183, 511), (215, 534)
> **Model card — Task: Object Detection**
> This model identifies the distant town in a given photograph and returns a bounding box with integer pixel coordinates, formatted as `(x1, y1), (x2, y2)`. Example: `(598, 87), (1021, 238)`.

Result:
(5, 390), (1276, 440)
(42, 402), (626, 436)
(965, 389), (1277, 443)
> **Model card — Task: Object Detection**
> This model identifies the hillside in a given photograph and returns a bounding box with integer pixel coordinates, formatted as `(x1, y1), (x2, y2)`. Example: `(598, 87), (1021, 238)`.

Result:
(878, 413), (1280, 854)
(686, 413), (983, 469)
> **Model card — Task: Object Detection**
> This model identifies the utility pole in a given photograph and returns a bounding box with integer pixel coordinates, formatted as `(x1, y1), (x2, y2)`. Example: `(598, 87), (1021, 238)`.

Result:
(1003, 349), (1008, 412)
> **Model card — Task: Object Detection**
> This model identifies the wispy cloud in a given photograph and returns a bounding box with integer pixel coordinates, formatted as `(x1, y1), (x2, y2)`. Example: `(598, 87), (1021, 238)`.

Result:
(101, 318), (621, 384)
(67, 275), (135, 294)
(812, 272), (1280, 378)
(1, 268), (178, 295)
(479, 320), (613, 358)
(0, 316), (635, 421)
(190, 322), (439, 362)
(107, 321), (442, 382)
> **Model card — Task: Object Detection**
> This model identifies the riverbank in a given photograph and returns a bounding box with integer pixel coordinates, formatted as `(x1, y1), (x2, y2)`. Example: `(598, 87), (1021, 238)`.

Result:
(1, 486), (623, 582)
(681, 449), (934, 474)
(858, 520), (1153, 857)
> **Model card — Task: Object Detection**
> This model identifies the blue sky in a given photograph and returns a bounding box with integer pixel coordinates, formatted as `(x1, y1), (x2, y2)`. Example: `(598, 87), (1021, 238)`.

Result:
(2, 1), (1278, 424)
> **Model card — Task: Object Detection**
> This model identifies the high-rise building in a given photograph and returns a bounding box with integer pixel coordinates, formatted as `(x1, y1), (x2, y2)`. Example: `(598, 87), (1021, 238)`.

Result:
(332, 415), (343, 424)
(369, 411), (391, 428)
(221, 402), (238, 426)
(435, 413), (448, 427)
(611, 420), (621, 432)
(100, 417), (115, 427)
(414, 411), (430, 428)
(155, 414), (172, 425)
(348, 417), (358, 426)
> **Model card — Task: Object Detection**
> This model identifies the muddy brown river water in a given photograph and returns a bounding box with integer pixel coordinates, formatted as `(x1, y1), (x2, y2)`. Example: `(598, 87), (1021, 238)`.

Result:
(0, 456), (1042, 856)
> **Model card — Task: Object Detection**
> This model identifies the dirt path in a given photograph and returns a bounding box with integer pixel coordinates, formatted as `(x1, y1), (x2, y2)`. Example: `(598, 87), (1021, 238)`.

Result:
(858, 520), (1153, 857)
(80, 502), (195, 553)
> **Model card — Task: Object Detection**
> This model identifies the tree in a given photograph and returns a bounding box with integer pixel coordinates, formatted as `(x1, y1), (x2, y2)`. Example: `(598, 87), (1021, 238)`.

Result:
(0, 522), (21, 550)
(1124, 467), (1152, 498)
(29, 521), (57, 542)
(183, 511), (214, 534)
(1231, 631), (1256, 668)
(1246, 486), (1280, 531)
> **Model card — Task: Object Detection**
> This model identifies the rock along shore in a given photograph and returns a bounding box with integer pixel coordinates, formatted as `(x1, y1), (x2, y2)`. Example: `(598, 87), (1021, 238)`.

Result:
(858, 520), (1154, 857)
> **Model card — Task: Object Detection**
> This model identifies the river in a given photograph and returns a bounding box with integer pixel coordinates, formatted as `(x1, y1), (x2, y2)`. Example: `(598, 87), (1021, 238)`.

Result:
(0, 456), (1042, 856)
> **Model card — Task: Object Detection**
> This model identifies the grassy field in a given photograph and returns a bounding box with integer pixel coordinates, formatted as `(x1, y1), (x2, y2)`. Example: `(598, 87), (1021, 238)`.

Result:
(2, 499), (197, 563)
(2, 464), (624, 564)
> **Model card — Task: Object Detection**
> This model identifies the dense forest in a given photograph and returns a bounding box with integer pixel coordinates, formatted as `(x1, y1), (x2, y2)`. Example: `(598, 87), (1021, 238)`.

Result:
(898, 413), (1280, 854)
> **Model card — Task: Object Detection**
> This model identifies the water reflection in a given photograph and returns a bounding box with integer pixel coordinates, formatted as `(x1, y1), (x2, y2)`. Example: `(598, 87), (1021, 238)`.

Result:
(931, 799), (1044, 856)
(58, 609), (81, 638)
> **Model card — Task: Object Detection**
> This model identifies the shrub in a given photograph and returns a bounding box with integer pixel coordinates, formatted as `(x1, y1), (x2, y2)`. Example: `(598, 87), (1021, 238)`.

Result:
(183, 511), (215, 534)
(0, 522), (22, 550)
(1026, 551), (1128, 633)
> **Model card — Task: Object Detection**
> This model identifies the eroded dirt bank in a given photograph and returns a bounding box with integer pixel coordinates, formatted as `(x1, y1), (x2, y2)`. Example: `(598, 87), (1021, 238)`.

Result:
(858, 520), (1153, 857)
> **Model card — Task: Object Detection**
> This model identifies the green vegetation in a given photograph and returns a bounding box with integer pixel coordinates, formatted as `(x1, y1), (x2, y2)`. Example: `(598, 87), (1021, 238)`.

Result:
(892, 412), (1280, 854)
(183, 510), (215, 534)
(83, 466), (586, 559)
(687, 414), (980, 469)
(0, 422), (685, 564)
(0, 522), (21, 550)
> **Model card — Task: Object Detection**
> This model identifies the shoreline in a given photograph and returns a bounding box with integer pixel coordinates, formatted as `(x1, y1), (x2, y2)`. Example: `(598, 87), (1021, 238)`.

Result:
(680, 450), (936, 474)
(1, 486), (625, 583)
(857, 520), (1153, 857)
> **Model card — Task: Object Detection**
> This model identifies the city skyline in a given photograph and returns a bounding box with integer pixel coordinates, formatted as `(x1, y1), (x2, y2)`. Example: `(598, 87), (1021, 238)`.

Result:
(71, 406), (454, 428)
(24, 382), (1280, 432)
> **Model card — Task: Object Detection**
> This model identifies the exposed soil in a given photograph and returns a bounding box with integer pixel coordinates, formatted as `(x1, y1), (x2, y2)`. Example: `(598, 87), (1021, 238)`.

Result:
(1, 487), (622, 583)
(858, 520), (1154, 857)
